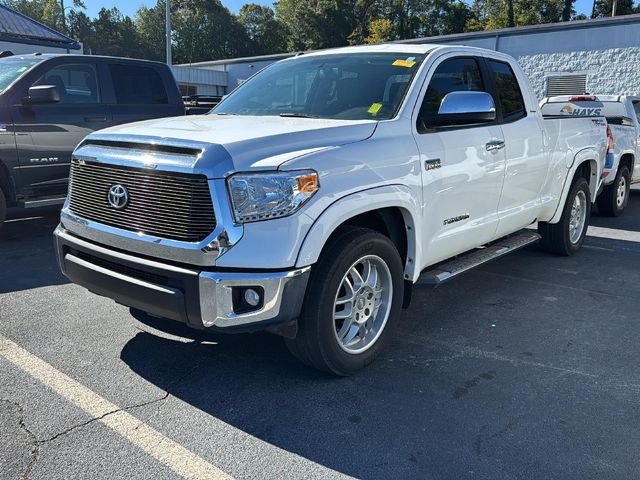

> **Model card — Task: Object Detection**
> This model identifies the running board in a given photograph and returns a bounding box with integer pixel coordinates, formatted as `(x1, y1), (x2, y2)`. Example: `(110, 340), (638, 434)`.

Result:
(416, 231), (541, 286)
(20, 197), (66, 208)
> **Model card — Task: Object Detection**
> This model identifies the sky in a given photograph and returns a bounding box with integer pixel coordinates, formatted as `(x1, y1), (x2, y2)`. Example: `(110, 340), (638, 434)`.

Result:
(83, 0), (596, 21)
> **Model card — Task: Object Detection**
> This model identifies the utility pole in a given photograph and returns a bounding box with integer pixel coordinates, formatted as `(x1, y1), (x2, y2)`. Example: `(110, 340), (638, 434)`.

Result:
(507, 0), (515, 27)
(60, 0), (67, 34)
(166, 0), (172, 65)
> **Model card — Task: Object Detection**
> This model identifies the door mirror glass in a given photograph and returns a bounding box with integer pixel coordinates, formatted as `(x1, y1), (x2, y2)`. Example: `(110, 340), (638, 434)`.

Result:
(432, 91), (496, 127)
(23, 85), (60, 105)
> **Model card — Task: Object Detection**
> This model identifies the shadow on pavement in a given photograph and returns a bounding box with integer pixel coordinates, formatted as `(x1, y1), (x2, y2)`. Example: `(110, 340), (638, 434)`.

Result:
(121, 313), (433, 479)
(0, 206), (69, 294)
(590, 188), (640, 232)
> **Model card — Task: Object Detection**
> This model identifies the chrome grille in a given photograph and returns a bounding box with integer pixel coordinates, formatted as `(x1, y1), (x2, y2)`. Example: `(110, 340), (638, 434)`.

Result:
(68, 159), (216, 242)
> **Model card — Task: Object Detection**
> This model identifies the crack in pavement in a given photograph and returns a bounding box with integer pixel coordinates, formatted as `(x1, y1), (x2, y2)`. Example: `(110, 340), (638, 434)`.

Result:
(0, 398), (40, 480)
(3, 353), (209, 478)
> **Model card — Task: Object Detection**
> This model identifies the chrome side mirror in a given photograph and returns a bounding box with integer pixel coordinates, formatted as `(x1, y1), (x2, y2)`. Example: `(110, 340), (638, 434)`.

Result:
(431, 91), (496, 127)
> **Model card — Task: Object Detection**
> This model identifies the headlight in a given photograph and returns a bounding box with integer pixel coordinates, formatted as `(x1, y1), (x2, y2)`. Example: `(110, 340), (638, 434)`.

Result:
(227, 170), (319, 223)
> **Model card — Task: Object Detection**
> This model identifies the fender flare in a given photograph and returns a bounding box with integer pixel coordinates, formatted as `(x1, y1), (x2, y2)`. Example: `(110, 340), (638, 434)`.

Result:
(295, 184), (422, 281)
(549, 148), (600, 224)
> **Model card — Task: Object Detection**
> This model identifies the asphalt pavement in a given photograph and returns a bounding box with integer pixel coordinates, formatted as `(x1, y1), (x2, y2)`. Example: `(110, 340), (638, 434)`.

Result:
(1, 191), (640, 480)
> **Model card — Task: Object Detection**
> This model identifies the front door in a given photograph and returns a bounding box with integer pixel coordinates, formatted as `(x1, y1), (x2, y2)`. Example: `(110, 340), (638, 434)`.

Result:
(413, 56), (506, 268)
(10, 61), (111, 199)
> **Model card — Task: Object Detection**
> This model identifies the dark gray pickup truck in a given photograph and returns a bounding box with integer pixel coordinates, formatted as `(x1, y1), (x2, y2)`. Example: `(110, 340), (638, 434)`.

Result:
(0, 53), (185, 226)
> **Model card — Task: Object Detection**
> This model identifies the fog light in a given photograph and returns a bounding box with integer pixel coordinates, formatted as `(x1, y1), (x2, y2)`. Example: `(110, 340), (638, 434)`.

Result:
(244, 288), (261, 307)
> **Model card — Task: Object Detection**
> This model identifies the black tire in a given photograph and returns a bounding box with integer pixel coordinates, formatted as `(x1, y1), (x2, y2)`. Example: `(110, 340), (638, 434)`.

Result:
(597, 165), (630, 217)
(285, 226), (404, 376)
(539, 176), (590, 256)
(0, 185), (6, 230)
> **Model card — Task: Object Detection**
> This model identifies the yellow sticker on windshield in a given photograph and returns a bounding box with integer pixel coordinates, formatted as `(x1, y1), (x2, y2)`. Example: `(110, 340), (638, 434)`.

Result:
(368, 103), (383, 115)
(393, 59), (416, 68)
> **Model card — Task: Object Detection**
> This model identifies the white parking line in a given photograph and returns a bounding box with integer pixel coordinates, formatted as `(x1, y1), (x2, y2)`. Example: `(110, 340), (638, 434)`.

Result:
(587, 225), (640, 243)
(0, 334), (234, 480)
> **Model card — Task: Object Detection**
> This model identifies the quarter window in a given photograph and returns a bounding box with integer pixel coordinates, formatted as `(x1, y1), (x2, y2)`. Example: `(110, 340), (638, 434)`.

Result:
(109, 64), (168, 105)
(419, 58), (485, 129)
(487, 60), (526, 122)
(633, 100), (640, 119)
(34, 64), (99, 104)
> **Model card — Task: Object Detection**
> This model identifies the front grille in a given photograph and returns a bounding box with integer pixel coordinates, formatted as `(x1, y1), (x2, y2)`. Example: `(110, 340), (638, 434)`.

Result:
(68, 159), (216, 242)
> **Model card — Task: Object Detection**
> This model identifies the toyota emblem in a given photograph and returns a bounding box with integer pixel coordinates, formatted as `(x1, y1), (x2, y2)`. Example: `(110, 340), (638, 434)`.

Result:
(107, 184), (129, 209)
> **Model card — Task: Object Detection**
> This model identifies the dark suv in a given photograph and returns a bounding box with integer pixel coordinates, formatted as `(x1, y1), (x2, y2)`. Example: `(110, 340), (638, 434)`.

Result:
(0, 53), (185, 227)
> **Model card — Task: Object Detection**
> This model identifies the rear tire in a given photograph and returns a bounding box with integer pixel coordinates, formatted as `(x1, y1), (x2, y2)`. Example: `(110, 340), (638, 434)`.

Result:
(539, 176), (590, 256)
(285, 226), (404, 376)
(597, 165), (630, 217)
(0, 185), (6, 230)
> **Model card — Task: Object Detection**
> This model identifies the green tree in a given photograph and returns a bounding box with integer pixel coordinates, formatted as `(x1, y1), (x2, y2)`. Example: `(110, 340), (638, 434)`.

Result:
(135, 1), (168, 62)
(67, 10), (94, 50)
(467, 0), (572, 30)
(239, 4), (287, 55)
(171, 0), (250, 63)
(592, 0), (637, 17)
(365, 18), (394, 43)
(275, 0), (357, 50)
(89, 7), (144, 58)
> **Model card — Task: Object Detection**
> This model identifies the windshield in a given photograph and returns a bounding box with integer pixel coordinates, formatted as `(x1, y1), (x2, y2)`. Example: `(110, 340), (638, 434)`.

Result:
(0, 58), (41, 94)
(212, 53), (424, 121)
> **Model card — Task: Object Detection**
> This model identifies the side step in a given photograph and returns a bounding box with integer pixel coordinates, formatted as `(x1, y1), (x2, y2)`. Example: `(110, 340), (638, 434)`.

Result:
(416, 231), (541, 286)
(19, 197), (66, 208)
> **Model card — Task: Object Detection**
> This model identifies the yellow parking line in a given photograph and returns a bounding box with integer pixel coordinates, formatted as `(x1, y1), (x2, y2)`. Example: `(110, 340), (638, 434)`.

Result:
(0, 334), (234, 480)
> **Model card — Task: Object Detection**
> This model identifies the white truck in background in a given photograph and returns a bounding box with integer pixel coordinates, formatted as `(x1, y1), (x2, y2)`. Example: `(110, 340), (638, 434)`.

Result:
(541, 95), (640, 216)
(54, 45), (609, 375)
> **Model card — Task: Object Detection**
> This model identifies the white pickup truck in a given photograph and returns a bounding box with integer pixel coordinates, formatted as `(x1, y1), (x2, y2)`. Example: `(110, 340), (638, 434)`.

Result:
(54, 45), (609, 375)
(541, 95), (640, 216)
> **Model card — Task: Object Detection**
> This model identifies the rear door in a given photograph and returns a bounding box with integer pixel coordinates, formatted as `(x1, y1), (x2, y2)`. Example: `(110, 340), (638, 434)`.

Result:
(10, 58), (111, 199)
(631, 99), (640, 181)
(105, 62), (182, 125)
(486, 59), (548, 237)
(413, 55), (506, 267)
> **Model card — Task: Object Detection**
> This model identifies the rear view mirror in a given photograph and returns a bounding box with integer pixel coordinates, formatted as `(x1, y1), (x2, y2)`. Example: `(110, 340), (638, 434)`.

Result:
(430, 91), (496, 127)
(23, 85), (60, 105)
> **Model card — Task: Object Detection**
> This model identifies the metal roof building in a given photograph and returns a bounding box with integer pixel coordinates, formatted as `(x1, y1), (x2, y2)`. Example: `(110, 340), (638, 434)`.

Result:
(0, 4), (81, 54)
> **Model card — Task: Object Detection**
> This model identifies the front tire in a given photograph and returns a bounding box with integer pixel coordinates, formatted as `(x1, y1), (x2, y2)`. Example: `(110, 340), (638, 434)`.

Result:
(285, 226), (404, 375)
(539, 176), (590, 256)
(597, 165), (630, 217)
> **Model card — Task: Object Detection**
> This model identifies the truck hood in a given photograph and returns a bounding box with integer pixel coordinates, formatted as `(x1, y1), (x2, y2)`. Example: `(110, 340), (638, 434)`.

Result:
(92, 115), (377, 174)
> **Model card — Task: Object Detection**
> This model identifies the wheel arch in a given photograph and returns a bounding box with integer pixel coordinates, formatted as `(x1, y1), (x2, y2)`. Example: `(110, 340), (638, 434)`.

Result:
(295, 185), (421, 281)
(619, 152), (635, 174)
(549, 151), (599, 224)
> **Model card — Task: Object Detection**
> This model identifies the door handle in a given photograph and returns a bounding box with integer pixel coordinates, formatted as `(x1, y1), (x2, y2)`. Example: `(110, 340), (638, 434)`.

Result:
(486, 140), (505, 152)
(84, 116), (108, 122)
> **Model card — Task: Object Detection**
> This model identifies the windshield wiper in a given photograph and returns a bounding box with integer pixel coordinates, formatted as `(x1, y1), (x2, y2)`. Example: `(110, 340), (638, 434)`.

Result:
(279, 112), (318, 118)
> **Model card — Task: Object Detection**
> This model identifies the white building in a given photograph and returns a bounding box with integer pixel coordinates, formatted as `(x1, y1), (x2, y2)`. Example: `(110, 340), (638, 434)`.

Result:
(185, 14), (640, 99)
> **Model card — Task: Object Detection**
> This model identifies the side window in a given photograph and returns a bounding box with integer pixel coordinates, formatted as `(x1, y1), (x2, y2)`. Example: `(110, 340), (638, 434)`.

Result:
(34, 64), (99, 104)
(109, 64), (168, 105)
(488, 60), (526, 122)
(419, 57), (485, 129)
(633, 100), (640, 120)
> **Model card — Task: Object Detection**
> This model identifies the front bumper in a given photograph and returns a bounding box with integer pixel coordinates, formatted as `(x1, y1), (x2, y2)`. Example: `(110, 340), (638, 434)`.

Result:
(54, 226), (310, 332)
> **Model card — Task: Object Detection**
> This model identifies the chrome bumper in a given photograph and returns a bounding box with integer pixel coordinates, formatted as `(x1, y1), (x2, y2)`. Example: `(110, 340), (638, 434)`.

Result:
(54, 226), (310, 331)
